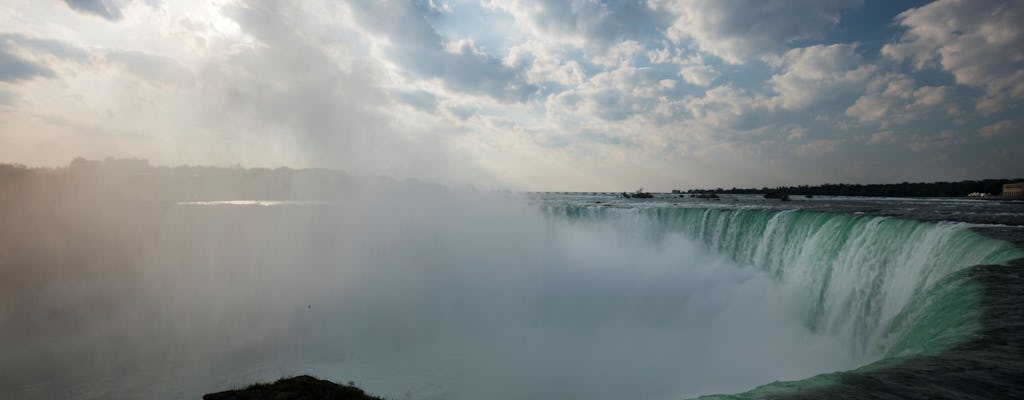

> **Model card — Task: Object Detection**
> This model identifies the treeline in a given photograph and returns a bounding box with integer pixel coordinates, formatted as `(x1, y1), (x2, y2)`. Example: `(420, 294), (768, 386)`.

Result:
(682, 179), (1022, 198)
(0, 157), (450, 204)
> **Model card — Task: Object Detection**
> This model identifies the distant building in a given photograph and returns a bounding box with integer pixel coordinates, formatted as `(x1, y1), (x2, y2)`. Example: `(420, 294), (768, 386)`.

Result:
(1003, 182), (1024, 197)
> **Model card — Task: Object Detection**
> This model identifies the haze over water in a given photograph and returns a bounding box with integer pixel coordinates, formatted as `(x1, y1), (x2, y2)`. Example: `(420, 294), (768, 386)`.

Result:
(0, 191), (843, 399)
(3, 0), (1024, 399)
(4, 178), (1022, 399)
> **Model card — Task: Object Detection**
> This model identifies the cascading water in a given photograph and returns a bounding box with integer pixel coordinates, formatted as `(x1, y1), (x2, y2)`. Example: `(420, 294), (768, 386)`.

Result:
(2, 193), (1022, 400)
(545, 203), (1024, 397)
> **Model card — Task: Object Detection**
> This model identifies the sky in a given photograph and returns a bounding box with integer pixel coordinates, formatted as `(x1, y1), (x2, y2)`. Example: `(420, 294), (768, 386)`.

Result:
(0, 0), (1021, 191)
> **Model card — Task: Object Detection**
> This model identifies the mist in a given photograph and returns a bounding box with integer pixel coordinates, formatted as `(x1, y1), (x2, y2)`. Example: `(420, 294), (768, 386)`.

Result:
(0, 164), (857, 399)
(4, 0), (1023, 398)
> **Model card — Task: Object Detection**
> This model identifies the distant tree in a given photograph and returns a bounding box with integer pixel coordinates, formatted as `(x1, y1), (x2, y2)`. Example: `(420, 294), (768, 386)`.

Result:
(687, 179), (1024, 198)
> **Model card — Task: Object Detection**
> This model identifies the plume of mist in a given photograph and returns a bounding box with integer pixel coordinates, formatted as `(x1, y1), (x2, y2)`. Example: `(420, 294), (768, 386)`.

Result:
(0, 165), (853, 400)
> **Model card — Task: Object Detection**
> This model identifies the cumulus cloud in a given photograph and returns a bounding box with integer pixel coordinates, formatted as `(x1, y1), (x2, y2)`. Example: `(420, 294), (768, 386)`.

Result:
(196, 1), (491, 182)
(679, 63), (719, 87)
(547, 66), (669, 122)
(867, 131), (898, 145)
(883, 0), (1024, 114)
(787, 127), (808, 141)
(485, 0), (669, 54)
(0, 47), (55, 82)
(504, 41), (585, 86)
(0, 33), (91, 63)
(978, 120), (1015, 138)
(1, 0), (1022, 188)
(0, 33), (196, 90)
(61, 0), (124, 21)
(846, 75), (952, 127)
(350, 1), (537, 103)
(59, 0), (165, 21)
(0, 33), (93, 82)
(684, 85), (769, 132)
(656, 0), (861, 64)
(589, 40), (645, 67)
(769, 44), (874, 110)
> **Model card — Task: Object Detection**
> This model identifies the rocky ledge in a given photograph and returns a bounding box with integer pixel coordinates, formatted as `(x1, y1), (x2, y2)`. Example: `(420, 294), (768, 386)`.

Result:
(203, 375), (384, 400)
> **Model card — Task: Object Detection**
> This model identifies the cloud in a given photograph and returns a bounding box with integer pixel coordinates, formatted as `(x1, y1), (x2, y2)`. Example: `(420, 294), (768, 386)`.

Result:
(845, 75), (952, 127)
(191, 0), (489, 182)
(787, 127), (808, 141)
(485, 0), (669, 53)
(657, 0), (861, 64)
(769, 44), (875, 110)
(350, 1), (537, 103)
(0, 88), (15, 106)
(0, 33), (91, 63)
(793, 138), (841, 157)
(546, 66), (672, 122)
(0, 47), (55, 82)
(1, 0), (1022, 188)
(442, 102), (478, 121)
(665, 53), (717, 87)
(395, 90), (439, 113)
(503, 41), (585, 86)
(678, 63), (719, 87)
(684, 85), (769, 132)
(882, 0), (1024, 114)
(978, 120), (1014, 138)
(589, 40), (645, 67)
(909, 130), (965, 152)
(867, 131), (898, 145)
(0, 33), (92, 83)
(211, 1), (390, 147)
(105, 50), (192, 86)
(61, 0), (124, 21)
(1, 34), (190, 88)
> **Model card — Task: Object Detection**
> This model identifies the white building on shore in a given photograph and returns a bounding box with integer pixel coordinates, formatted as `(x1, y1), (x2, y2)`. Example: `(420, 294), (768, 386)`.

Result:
(1003, 182), (1024, 197)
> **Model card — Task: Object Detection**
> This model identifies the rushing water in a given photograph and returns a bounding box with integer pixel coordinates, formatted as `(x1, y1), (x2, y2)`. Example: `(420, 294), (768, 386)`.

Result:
(1, 193), (1022, 399)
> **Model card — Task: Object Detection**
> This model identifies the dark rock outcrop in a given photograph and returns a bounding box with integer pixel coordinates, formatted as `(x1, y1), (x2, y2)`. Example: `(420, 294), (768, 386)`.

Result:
(203, 375), (384, 400)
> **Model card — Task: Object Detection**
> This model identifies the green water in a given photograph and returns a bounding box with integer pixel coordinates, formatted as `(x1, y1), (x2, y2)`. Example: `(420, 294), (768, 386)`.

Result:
(546, 205), (1024, 398)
